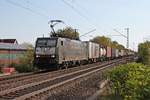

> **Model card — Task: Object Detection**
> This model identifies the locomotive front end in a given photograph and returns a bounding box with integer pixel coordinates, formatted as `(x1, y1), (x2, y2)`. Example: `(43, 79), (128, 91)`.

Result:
(34, 37), (58, 68)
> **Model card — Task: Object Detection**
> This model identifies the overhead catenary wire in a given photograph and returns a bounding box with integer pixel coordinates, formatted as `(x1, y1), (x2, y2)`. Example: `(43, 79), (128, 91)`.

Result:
(61, 0), (111, 36)
(23, 0), (75, 30)
(7, 0), (110, 38)
(6, 0), (49, 19)
(6, 0), (74, 35)
(24, 0), (83, 29)
(23, 0), (51, 16)
(68, 0), (90, 18)
(61, 0), (90, 21)
(6, 0), (109, 37)
(107, 35), (124, 37)
(80, 29), (96, 38)
(67, 0), (129, 43)
(113, 29), (127, 38)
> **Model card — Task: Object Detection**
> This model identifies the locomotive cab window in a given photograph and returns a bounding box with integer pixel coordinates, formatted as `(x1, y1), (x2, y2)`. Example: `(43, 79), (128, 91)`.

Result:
(36, 39), (56, 47)
(61, 41), (63, 46)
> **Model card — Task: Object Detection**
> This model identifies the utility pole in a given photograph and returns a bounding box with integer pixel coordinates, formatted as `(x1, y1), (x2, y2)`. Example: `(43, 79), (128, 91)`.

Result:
(114, 28), (129, 49)
(125, 28), (129, 48)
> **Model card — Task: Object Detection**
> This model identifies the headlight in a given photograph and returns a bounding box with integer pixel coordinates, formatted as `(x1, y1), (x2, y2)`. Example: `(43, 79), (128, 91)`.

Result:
(36, 55), (40, 58)
(51, 55), (55, 58)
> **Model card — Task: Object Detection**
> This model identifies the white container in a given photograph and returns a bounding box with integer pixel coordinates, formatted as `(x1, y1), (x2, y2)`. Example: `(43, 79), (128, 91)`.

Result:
(87, 42), (100, 59)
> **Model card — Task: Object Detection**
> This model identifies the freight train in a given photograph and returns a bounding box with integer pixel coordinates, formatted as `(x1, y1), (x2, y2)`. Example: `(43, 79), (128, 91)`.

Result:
(33, 37), (135, 69)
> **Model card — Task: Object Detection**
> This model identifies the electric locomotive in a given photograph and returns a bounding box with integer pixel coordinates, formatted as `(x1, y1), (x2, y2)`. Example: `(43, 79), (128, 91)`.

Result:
(34, 37), (87, 69)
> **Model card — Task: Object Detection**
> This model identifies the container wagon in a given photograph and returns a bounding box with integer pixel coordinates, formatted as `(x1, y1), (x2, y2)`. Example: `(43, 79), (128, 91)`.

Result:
(99, 45), (106, 61)
(84, 42), (99, 62)
(106, 46), (112, 60)
(119, 49), (124, 57)
(111, 48), (116, 59)
(115, 49), (119, 58)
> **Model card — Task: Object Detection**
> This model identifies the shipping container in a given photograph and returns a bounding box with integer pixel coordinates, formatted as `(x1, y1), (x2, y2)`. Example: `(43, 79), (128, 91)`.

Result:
(85, 42), (99, 59)
(115, 49), (119, 58)
(100, 47), (103, 57)
(100, 45), (107, 57)
(106, 46), (112, 58)
(103, 48), (107, 56)
(111, 48), (116, 58)
(120, 50), (124, 57)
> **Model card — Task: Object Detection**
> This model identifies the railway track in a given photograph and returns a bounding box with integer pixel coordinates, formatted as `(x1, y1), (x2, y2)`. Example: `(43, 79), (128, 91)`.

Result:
(0, 60), (109, 92)
(0, 57), (129, 100)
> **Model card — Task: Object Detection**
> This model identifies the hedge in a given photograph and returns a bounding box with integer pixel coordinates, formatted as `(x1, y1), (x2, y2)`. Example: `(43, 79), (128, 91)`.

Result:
(107, 63), (150, 100)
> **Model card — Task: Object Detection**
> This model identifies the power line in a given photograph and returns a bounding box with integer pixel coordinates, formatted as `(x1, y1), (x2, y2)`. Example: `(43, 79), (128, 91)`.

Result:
(61, 0), (110, 36)
(107, 35), (124, 37)
(113, 28), (130, 48)
(6, 0), (49, 19)
(23, 0), (49, 15)
(23, 0), (74, 29)
(67, 0), (128, 40)
(80, 29), (96, 38)
(69, 0), (89, 16)
(5, 0), (81, 37)
(113, 29), (127, 38)
(7, 0), (109, 38)
(62, 0), (89, 20)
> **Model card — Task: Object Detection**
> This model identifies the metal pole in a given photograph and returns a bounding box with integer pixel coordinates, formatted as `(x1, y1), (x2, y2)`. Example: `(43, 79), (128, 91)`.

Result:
(125, 28), (129, 48)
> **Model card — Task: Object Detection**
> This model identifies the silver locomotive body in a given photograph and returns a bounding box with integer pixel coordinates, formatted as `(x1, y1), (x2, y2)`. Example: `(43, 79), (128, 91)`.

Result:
(34, 37), (87, 69)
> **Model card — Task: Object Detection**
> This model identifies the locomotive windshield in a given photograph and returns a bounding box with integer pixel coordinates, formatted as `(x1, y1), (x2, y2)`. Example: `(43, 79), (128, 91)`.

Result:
(36, 39), (57, 47)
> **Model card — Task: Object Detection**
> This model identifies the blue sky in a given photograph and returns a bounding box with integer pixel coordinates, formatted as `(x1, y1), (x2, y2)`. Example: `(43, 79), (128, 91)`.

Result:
(1, 0), (150, 51)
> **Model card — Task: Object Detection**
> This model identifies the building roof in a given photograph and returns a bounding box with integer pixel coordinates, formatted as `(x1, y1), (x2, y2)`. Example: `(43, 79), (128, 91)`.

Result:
(0, 43), (27, 50)
(0, 39), (18, 44)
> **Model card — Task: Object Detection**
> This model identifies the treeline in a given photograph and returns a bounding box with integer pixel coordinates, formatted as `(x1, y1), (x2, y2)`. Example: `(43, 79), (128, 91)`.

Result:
(90, 36), (125, 49)
(138, 41), (150, 65)
(54, 27), (125, 49)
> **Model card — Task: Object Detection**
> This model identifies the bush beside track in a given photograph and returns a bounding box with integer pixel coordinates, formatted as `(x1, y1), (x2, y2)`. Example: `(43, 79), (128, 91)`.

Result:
(12, 43), (35, 73)
(107, 63), (150, 100)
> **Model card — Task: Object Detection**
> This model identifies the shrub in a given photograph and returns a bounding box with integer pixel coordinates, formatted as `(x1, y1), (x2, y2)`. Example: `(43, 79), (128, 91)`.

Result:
(138, 41), (150, 65)
(14, 43), (35, 73)
(15, 63), (34, 73)
(107, 63), (150, 100)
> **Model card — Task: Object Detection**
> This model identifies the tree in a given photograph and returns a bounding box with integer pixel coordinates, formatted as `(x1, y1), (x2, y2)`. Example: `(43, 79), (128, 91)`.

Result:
(111, 41), (119, 48)
(138, 41), (150, 65)
(21, 42), (33, 49)
(90, 36), (112, 46)
(15, 43), (34, 72)
(54, 27), (80, 40)
(117, 44), (125, 49)
(91, 36), (125, 49)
